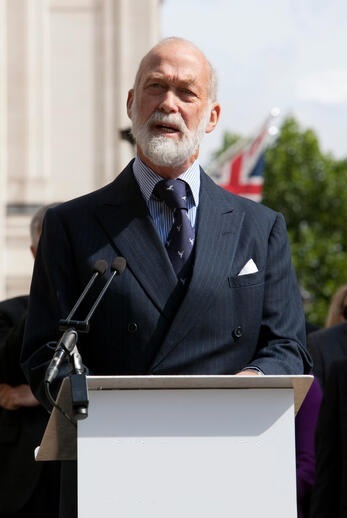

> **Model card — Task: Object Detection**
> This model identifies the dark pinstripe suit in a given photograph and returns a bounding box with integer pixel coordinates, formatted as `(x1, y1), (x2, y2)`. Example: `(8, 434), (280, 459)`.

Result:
(21, 161), (311, 405)
(21, 160), (311, 518)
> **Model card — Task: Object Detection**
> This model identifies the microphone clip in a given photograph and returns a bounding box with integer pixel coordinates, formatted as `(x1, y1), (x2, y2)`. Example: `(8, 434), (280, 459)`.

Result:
(44, 328), (78, 384)
(59, 319), (90, 333)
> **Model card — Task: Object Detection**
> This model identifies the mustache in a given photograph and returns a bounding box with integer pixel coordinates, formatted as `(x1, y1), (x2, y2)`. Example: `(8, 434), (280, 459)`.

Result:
(146, 111), (188, 133)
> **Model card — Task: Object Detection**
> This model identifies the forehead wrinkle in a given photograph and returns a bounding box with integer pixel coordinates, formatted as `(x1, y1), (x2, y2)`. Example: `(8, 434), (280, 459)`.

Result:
(133, 39), (216, 101)
(145, 70), (198, 88)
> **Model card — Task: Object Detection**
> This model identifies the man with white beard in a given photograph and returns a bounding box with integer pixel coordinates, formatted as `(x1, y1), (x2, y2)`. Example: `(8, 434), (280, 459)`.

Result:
(21, 37), (311, 518)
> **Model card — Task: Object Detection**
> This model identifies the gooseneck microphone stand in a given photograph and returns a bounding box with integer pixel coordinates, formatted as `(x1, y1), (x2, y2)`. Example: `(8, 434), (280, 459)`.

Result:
(44, 257), (126, 424)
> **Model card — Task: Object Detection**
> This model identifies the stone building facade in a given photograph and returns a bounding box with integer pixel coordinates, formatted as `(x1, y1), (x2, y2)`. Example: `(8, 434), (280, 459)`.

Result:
(0, 0), (161, 298)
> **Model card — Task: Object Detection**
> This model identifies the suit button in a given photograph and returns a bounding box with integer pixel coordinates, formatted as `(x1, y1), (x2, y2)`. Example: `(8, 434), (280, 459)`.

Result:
(232, 326), (243, 341)
(127, 322), (138, 334)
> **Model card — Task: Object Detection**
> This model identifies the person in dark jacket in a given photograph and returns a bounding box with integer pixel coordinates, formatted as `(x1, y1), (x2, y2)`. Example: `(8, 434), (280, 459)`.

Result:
(0, 203), (60, 517)
(310, 357), (347, 518)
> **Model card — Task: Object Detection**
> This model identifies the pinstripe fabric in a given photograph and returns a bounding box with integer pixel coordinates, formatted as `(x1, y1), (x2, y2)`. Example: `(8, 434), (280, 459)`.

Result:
(133, 156), (199, 245)
(22, 161), (312, 416)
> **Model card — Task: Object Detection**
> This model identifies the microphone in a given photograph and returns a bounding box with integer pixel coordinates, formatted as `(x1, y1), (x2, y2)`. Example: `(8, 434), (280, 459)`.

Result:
(67, 256), (126, 420)
(70, 347), (89, 419)
(81, 256), (127, 328)
(59, 259), (108, 332)
(59, 257), (126, 332)
(44, 257), (126, 419)
(44, 328), (78, 384)
(45, 260), (108, 384)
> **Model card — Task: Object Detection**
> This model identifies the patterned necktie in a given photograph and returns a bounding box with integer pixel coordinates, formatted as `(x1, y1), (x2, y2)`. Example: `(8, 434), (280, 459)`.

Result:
(154, 179), (195, 283)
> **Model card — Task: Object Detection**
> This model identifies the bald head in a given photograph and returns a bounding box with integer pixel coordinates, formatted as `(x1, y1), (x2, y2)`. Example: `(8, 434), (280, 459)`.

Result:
(133, 37), (218, 103)
(127, 36), (221, 177)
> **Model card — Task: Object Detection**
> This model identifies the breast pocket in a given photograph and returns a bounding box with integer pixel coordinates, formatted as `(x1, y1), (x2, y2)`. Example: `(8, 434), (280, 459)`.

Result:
(228, 269), (265, 288)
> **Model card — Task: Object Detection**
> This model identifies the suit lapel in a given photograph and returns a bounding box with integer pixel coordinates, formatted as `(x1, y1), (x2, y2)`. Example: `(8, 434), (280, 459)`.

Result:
(94, 164), (246, 368)
(151, 170), (245, 369)
(95, 165), (178, 317)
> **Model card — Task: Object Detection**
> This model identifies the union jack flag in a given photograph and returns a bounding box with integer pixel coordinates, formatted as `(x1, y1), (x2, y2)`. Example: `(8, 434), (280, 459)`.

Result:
(209, 114), (278, 202)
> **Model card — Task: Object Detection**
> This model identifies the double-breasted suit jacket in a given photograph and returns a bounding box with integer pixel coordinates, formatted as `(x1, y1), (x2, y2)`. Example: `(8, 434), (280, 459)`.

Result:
(22, 162), (311, 405)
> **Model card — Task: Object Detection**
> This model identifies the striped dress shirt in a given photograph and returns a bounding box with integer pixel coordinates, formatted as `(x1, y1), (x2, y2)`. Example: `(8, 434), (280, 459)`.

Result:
(133, 156), (200, 245)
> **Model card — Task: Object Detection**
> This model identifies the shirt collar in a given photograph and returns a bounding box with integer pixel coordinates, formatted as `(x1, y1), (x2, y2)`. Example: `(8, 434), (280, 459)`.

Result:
(133, 156), (200, 206)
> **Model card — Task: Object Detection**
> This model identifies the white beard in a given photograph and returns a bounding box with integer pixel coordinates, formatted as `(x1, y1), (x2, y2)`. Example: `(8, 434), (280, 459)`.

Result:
(130, 103), (211, 168)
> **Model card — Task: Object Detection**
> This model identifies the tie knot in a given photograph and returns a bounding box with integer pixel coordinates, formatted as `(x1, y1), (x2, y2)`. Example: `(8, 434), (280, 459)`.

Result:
(154, 179), (189, 210)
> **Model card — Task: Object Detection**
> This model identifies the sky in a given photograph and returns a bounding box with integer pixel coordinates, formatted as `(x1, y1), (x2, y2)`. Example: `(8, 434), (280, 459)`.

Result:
(161, 0), (347, 167)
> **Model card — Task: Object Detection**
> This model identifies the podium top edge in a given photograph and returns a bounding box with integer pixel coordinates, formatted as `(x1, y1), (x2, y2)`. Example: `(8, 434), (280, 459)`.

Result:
(86, 374), (313, 391)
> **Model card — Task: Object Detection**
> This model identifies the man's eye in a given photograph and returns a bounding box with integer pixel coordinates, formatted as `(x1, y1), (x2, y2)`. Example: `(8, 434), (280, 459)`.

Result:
(148, 83), (165, 90)
(179, 88), (196, 99)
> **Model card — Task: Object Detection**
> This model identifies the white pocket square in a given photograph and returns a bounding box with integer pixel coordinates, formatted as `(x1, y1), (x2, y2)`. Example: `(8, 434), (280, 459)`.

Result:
(238, 259), (258, 276)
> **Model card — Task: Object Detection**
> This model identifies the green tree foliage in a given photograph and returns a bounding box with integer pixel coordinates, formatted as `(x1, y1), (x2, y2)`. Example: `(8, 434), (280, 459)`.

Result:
(212, 117), (347, 326)
(263, 117), (347, 326)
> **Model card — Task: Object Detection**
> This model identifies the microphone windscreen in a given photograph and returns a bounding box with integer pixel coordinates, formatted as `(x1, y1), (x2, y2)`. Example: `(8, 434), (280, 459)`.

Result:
(93, 259), (108, 275)
(111, 256), (126, 274)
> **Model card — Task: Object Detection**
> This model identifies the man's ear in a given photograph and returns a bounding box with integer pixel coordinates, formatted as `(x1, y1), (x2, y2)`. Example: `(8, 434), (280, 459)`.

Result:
(126, 89), (134, 119)
(205, 102), (221, 134)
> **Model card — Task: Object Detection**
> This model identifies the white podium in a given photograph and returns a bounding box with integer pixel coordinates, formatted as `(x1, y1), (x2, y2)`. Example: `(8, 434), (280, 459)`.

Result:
(38, 375), (312, 518)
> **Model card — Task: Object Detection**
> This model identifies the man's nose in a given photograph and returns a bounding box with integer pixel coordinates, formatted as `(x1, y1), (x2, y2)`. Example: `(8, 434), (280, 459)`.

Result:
(158, 90), (179, 114)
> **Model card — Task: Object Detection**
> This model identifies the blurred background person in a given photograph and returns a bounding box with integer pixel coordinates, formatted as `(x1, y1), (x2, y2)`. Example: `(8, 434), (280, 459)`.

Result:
(324, 284), (347, 328)
(0, 203), (60, 518)
(310, 357), (347, 518)
(308, 284), (347, 391)
(308, 286), (347, 516)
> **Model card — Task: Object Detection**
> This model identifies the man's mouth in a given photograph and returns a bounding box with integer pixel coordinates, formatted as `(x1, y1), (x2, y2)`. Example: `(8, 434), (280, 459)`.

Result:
(152, 122), (181, 134)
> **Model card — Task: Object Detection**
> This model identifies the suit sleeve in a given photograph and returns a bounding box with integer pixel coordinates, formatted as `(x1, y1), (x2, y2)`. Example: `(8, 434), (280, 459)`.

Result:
(21, 209), (77, 408)
(249, 213), (311, 374)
